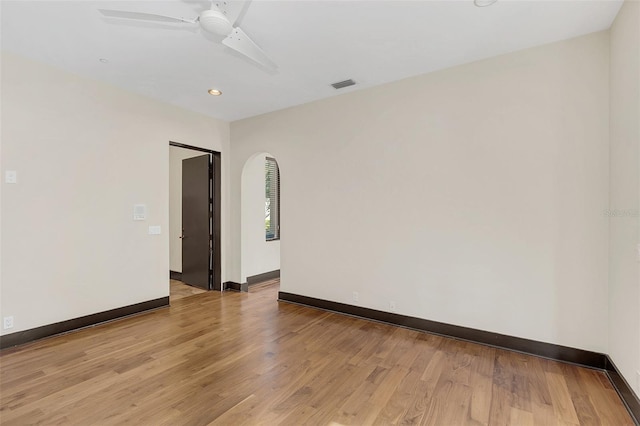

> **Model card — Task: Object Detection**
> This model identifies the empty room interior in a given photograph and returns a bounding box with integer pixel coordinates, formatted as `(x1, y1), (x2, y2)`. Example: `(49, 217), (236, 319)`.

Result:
(1, 0), (639, 424)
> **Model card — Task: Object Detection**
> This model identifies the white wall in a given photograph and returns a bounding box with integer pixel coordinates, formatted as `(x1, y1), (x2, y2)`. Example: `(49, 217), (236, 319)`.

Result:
(169, 146), (208, 273)
(609, 0), (640, 397)
(0, 52), (230, 334)
(230, 32), (610, 353)
(241, 153), (281, 283)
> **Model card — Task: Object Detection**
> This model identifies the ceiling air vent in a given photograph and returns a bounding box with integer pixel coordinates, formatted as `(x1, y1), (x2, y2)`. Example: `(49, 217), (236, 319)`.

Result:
(331, 79), (356, 89)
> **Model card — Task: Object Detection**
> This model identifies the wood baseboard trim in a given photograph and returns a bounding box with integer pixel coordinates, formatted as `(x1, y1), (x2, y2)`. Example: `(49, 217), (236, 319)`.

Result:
(224, 281), (248, 292)
(169, 270), (182, 281)
(0, 297), (169, 350)
(278, 292), (606, 370)
(278, 291), (640, 424)
(277, 292), (606, 367)
(606, 356), (640, 425)
(247, 270), (280, 286)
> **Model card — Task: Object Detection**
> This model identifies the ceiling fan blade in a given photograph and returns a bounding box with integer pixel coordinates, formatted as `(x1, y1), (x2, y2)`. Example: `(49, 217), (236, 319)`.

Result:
(222, 27), (277, 70)
(212, 0), (251, 27)
(98, 9), (198, 25)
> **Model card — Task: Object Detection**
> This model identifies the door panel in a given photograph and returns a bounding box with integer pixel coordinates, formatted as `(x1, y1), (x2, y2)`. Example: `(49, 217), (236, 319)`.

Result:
(182, 154), (211, 289)
(211, 153), (222, 290)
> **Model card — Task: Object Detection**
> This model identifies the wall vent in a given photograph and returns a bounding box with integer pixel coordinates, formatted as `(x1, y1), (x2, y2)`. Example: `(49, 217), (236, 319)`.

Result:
(331, 79), (356, 89)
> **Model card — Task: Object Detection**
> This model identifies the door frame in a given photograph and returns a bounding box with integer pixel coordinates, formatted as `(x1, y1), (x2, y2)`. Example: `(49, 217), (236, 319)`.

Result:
(170, 141), (222, 291)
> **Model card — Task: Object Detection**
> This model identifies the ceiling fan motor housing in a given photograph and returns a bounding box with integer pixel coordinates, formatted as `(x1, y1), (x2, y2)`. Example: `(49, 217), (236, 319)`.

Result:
(199, 9), (233, 36)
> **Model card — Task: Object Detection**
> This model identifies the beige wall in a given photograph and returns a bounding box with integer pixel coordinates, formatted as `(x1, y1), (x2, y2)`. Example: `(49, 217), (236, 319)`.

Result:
(231, 32), (611, 353)
(0, 52), (230, 334)
(609, 0), (640, 397)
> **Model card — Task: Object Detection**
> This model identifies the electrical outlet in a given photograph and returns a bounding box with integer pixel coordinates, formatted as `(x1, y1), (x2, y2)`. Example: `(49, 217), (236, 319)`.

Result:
(636, 371), (640, 392)
(352, 291), (359, 303)
(389, 301), (397, 312)
(5, 171), (17, 184)
(3, 316), (14, 330)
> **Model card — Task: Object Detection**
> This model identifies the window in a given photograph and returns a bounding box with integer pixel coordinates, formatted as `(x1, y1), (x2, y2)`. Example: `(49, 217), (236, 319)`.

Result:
(265, 157), (280, 240)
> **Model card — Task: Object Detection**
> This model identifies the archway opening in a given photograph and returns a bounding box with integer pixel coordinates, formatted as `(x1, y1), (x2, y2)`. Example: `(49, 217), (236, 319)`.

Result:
(240, 152), (281, 293)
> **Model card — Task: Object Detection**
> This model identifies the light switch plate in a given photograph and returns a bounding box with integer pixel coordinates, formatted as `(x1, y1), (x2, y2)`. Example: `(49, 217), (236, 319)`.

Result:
(5, 171), (17, 184)
(148, 225), (161, 235)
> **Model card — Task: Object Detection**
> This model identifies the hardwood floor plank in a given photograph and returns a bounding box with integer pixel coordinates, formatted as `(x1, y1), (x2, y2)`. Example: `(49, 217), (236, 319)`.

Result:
(545, 371), (581, 425)
(351, 366), (409, 425)
(304, 363), (379, 425)
(560, 363), (600, 426)
(170, 279), (206, 301)
(0, 280), (634, 425)
(510, 407), (535, 426)
(578, 367), (635, 426)
(375, 369), (422, 425)
(399, 350), (446, 424)
(275, 403), (318, 426)
(488, 383), (514, 426)
(469, 343), (495, 426)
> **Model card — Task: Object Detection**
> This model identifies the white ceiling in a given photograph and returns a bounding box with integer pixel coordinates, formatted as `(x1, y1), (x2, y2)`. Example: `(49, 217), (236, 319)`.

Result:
(1, 0), (623, 122)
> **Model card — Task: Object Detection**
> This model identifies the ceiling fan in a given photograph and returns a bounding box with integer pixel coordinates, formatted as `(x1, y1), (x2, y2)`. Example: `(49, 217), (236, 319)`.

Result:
(99, 1), (277, 70)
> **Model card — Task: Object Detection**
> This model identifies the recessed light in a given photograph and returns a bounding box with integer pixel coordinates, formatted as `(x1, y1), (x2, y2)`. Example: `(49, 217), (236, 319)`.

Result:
(99, 58), (109, 63)
(208, 89), (222, 96)
(474, 0), (497, 6)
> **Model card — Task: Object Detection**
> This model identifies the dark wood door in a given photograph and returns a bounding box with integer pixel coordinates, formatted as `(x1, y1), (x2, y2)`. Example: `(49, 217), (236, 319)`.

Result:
(181, 154), (211, 290)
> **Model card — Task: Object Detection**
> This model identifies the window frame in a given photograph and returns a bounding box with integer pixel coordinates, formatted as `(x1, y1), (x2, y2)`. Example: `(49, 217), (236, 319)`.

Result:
(265, 157), (280, 241)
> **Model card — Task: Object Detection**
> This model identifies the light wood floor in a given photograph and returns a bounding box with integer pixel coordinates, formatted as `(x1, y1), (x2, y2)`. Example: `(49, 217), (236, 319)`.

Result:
(170, 279), (207, 301)
(0, 280), (633, 425)
(249, 277), (280, 293)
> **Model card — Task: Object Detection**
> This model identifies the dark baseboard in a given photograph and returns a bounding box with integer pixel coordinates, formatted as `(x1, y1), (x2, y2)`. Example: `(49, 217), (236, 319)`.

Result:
(278, 291), (640, 424)
(224, 281), (248, 292)
(278, 292), (605, 368)
(605, 356), (640, 425)
(247, 269), (280, 286)
(0, 297), (169, 350)
(169, 270), (182, 281)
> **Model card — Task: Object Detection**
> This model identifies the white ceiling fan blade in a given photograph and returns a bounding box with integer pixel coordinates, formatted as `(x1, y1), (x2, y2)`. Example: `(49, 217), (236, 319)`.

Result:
(222, 27), (277, 70)
(98, 9), (198, 25)
(212, 0), (251, 27)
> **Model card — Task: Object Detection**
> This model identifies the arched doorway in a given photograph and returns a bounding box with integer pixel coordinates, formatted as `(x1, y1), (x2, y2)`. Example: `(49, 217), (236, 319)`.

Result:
(240, 152), (281, 293)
